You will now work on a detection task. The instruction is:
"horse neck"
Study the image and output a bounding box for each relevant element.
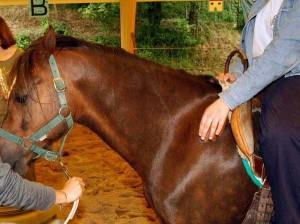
[63,48,215,179]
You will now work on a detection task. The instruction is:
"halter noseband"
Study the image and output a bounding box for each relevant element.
[0,55,73,161]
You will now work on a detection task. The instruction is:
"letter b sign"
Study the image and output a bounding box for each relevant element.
[29,0,49,17]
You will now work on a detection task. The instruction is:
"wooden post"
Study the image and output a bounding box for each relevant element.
[120,0,137,54]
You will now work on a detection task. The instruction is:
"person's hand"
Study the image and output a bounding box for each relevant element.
[55,177,85,204]
[217,72,237,84]
[199,98,230,141]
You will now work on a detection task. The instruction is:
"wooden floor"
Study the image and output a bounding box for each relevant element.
[35,124,159,224]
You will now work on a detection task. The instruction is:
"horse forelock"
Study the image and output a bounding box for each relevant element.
[9,42,38,96]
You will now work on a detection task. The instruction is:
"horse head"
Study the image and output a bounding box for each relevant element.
[0,27,70,176]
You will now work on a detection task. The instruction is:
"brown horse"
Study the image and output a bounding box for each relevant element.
[0,28,256,223]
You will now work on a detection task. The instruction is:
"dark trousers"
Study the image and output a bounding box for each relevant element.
[259,76,300,224]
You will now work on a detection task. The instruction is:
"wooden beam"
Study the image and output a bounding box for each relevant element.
[120,0,136,54]
[138,0,206,1]
[0,0,118,5]
[0,0,205,5]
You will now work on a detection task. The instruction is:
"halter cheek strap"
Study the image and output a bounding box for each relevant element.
[0,54,73,161]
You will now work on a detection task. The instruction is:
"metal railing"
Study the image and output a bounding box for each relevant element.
[136,44,236,75]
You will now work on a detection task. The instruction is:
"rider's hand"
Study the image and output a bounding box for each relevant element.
[217,72,237,84]
[199,98,230,141]
[55,177,85,204]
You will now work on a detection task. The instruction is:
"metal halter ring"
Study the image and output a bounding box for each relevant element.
[59,106,71,118]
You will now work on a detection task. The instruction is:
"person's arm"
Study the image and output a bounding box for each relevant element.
[200,1,300,139]
[0,162,84,210]
[0,162,55,210]
[220,1,300,109]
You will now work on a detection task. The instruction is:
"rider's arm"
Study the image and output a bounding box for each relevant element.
[0,162,55,210]
[219,1,300,109]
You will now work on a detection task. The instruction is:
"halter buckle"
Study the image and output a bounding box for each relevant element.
[53,77,66,92]
[44,150,59,161]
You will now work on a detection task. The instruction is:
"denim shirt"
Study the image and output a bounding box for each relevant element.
[220,0,300,109]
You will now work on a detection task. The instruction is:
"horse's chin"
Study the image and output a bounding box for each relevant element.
[13,153,35,180]
[12,141,55,178]
[13,160,29,177]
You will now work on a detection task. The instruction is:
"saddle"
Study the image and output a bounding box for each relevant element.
[231,99,267,185]
[224,50,273,223]
[223,49,267,188]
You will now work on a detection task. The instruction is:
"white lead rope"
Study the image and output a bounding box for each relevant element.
[63,199,79,224]
[59,161,80,224]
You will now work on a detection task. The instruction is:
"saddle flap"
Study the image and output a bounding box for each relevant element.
[231,101,254,161]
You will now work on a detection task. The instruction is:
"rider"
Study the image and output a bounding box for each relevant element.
[199,0,300,223]
[0,17,85,210]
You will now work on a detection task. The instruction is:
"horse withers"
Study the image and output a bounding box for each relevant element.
[0,28,256,223]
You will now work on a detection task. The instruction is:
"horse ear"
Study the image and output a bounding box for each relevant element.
[43,26,56,54]
[0,17,16,49]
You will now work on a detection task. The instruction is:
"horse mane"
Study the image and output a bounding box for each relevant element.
[0,17,16,49]
[53,36,221,93]
[10,28,221,95]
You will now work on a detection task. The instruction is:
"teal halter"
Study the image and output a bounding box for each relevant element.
[0,55,73,161]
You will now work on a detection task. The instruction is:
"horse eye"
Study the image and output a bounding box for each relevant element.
[15,94,28,104]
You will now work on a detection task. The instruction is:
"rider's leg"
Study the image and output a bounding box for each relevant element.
[259,76,300,224]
